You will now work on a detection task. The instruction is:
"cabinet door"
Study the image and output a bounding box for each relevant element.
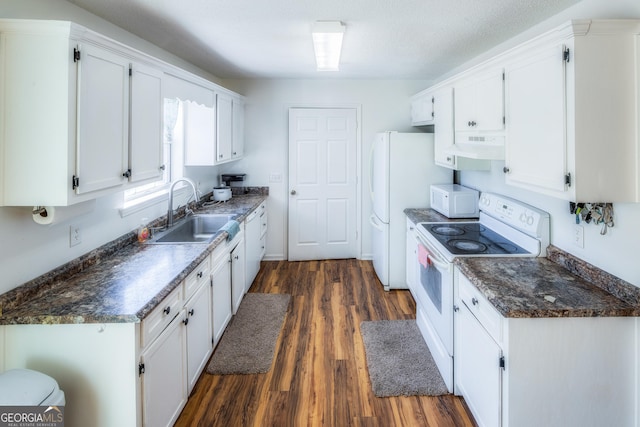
[141,313,187,427]
[216,93,233,163]
[411,93,435,125]
[244,211,261,291]
[504,44,567,193]
[433,87,456,168]
[454,80,475,131]
[211,255,232,346]
[76,43,129,194]
[454,70,504,132]
[183,89,216,166]
[405,220,417,290]
[185,282,212,394]
[231,239,246,314]
[474,69,505,132]
[232,98,244,159]
[455,303,502,427]
[130,62,164,183]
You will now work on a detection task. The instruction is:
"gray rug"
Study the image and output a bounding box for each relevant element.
[206,293,290,375]
[360,320,449,397]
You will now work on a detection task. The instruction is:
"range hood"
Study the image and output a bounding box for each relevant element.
[446,134,505,160]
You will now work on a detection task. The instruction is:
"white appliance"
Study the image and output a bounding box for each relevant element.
[369,131,451,290]
[410,192,549,392]
[430,184,479,218]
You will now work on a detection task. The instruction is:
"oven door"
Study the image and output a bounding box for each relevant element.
[415,233,454,356]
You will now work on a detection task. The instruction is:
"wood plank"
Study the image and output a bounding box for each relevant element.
[175,260,476,427]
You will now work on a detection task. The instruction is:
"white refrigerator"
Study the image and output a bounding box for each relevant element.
[369,131,451,290]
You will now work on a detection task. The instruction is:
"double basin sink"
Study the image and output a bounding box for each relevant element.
[146,214,237,244]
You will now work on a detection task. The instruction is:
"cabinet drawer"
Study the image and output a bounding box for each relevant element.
[184,258,211,302]
[458,273,503,344]
[141,285,183,348]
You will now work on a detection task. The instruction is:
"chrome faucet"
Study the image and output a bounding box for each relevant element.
[167,178,199,228]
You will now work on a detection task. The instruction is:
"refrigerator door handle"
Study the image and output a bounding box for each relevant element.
[368,140,375,203]
[369,214,384,231]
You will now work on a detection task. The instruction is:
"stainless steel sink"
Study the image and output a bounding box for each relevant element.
[146,214,237,244]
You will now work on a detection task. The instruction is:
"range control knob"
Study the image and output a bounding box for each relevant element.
[527,216,535,225]
[519,213,527,223]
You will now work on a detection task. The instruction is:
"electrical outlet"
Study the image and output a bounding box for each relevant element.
[573,225,584,248]
[269,173,282,183]
[70,224,82,247]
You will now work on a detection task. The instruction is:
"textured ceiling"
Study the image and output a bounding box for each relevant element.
[66,0,580,79]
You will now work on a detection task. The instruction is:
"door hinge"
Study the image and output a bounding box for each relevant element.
[73,48,81,62]
[502,71,505,81]
[72,175,79,190]
[138,363,145,376]
[565,173,572,187]
[563,48,570,63]
[499,356,505,370]
[503,116,505,125]
[129,65,133,77]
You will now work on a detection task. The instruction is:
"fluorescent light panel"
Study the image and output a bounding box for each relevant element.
[312,21,345,71]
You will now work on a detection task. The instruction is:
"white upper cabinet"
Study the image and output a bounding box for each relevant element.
[0,19,245,206]
[454,69,505,133]
[504,43,567,195]
[75,43,130,195]
[410,91,435,126]
[215,92,234,163]
[129,62,164,183]
[0,20,131,206]
[433,86,491,171]
[232,97,245,160]
[503,20,640,202]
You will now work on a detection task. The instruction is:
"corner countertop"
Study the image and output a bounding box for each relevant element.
[455,247,640,318]
[0,194,267,326]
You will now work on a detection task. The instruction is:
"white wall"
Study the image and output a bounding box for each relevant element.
[219,79,429,260]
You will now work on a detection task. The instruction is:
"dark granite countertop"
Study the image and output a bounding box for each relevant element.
[455,246,640,318]
[0,193,267,325]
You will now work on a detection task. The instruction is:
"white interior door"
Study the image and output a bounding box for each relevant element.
[288,108,357,261]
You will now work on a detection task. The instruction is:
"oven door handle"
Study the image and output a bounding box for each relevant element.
[417,234,450,271]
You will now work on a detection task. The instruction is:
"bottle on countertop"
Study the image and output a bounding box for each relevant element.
[138,218,150,243]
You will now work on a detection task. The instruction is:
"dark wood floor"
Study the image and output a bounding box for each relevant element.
[175,259,476,426]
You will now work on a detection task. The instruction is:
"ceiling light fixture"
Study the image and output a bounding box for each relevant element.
[312,21,345,71]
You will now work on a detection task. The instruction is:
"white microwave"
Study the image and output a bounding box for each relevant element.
[430,184,479,218]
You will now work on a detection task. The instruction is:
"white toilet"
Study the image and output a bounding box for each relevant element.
[0,369,65,406]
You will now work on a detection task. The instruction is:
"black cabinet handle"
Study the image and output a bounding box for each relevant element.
[163,306,171,315]
[189,309,194,316]
[182,317,189,326]
[503,166,510,174]
[472,298,479,306]
[197,271,203,279]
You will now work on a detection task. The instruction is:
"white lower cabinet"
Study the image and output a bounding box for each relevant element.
[245,202,267,292]
[140,310,187,427]
[455,301,502,427]
[211,245,233,346]
[454,268,637,427]
[140,257,212,426]
[184,278,213,394]
[231,238,246,314]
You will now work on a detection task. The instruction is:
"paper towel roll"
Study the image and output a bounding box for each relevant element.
[32,200,96,226]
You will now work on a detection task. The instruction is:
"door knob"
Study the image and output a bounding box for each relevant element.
[290,190,297,195]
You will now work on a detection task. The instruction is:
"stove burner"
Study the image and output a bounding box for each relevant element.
[464,224,486,232]
[449,239,488,253]
[431,225,465,236]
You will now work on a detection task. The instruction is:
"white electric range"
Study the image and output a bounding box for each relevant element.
[411,192,549,392]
